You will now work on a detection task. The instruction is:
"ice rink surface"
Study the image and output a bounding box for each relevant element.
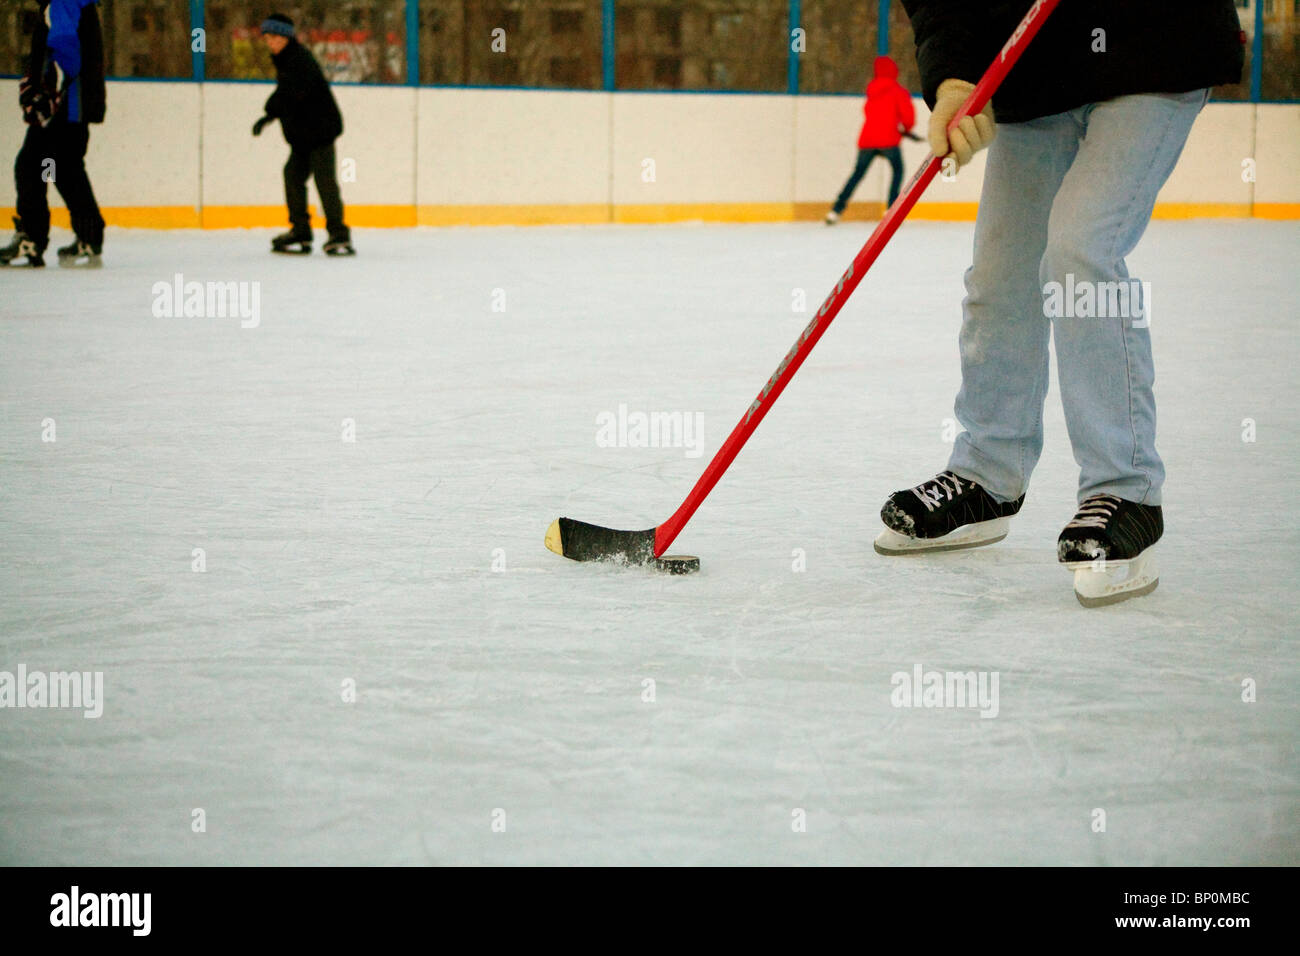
[1,220,1297,865]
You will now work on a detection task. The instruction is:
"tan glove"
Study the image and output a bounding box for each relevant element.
[929,79,996,168]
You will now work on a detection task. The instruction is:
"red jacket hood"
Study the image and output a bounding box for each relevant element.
[871,56,898,83]
[866,56,900,97]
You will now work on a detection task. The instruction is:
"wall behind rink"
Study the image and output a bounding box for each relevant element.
[0,80,1296,228]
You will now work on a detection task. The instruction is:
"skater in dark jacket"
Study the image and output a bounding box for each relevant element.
[0,0,106,268]
[825,55,915,224]
[873,0,1243,606]
[252,13,354,256]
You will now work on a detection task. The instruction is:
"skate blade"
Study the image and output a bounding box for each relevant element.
[873,517,1010,556]
[58,257,101,269]
[1065,548,1159,608]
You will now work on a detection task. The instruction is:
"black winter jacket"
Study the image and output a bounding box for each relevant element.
[265,39,344,149]
[900,0,1245,123]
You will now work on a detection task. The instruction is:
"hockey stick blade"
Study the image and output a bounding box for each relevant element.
[545,518,699,573]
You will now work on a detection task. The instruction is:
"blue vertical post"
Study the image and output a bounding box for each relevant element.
[787,0,801,95]
[190,0,205,81]
[1250,0,1263,102]
[406,0,420,85]
[602,0,616,90]
[877,0,891,58]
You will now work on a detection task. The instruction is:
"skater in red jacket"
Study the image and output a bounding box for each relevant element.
[825,56,916,224]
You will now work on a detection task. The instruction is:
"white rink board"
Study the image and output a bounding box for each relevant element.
[1254,103,1300,206]
[417,88,611,207]
[200,81,295,209]
[0,80,1296,214]
[1159,102,1254,207]
[610,93,795,205]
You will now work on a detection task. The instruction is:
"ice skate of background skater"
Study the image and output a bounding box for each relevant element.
[874,0,1244,606]
[825,55,915,225]
[252,13,354,257]
[0,0,106,269]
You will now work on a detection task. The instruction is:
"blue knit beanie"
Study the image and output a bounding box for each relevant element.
[260,13,295,38]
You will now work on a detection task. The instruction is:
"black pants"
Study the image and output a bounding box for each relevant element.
[14,120,105,249]
[833,146,904,214]
[285,143,348,239]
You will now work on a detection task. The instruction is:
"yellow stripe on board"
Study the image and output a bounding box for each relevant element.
[1151,203,1253,219]
[199,205,418,229]
[0,206,204,229]
[797,201,981,221]
[99,206,202,228]
[200,205,299,229]
[348,206,418,228]
[1,201,1295,231]
[417,204,609,226]
[612,203,794,224]
[908,202,980,221]
[1254,203,1300,220]
[793,201,884,221]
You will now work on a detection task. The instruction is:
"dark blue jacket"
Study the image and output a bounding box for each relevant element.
[28,0,105,124]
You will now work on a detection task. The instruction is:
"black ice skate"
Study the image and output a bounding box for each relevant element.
[1058,494,1162,607]
[57,238,102,268]
[323,233,355,257]
[874,470,1024,555]
[271,229,312,254]
[0,217,46,267]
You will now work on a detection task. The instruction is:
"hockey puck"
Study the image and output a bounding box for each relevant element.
[654,555,700,575]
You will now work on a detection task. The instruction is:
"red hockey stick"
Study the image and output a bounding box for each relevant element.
[546,0,1062,572]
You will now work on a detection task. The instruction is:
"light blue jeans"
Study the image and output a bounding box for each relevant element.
[947,90,1209,507]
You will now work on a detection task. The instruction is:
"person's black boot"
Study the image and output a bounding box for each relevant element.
[875,470,1024,555]
[0,217,46,268]
[1058,494,1162,607]
[57,238,103,268]
[271,228,312,254]
[323,229,354,257]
